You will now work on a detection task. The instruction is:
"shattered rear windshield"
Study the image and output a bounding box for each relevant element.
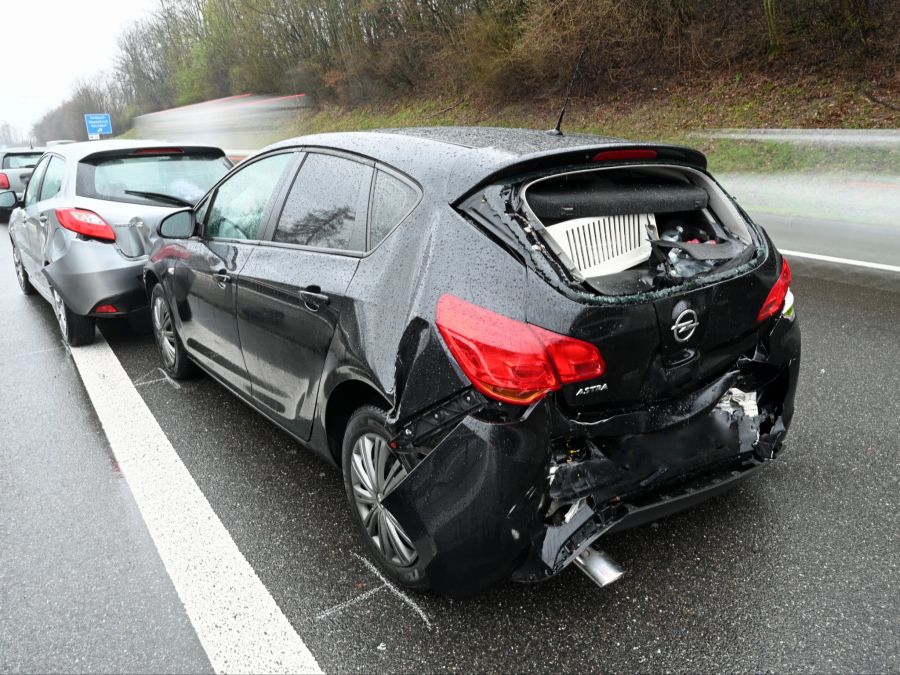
[76,153,231,206]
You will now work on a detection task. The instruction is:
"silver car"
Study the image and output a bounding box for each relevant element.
[0,146,46,223]
[1,140,231,345]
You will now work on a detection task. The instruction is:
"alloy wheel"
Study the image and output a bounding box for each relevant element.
[52,289,67,338]
[350,432,417,567]
[152,295,177,368]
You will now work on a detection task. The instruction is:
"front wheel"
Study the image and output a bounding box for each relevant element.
[151,284,196,379]
[342,405,429,591]
[52,287,95,346]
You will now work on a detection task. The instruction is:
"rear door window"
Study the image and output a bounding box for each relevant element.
[2,153,43,169]
[39,156,65,201]
[369,169,419,248]
[206,153,293,240]
[23,157,49,208]
[273,153,373,252]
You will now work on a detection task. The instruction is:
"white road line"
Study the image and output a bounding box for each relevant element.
[352,553,434,630]
[313,584,386,621]
[780,249,900,273]
[69,335,321,675]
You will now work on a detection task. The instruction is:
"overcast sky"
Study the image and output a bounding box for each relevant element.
[3,0,158,136]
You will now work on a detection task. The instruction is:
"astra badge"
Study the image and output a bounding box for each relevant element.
[576,383,609,396]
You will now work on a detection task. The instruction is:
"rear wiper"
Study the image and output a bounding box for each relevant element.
[124,190,193,207]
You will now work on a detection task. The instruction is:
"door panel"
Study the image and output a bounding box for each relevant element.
[237,246,359,439]
[172,151,298,395]
[34,156,65,264]
[174,239,256,394]
[237,151,373,439]
[17,156,49,277]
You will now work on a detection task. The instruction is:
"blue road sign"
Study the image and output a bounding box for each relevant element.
[84,113,112,136]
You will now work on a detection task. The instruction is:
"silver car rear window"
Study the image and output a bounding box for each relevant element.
[2,153,43,169]
[77,153,231,206]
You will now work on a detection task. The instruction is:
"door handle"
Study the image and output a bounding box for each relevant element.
[38,215,48,223]
[213,271,232,288]
[299,287,330,310]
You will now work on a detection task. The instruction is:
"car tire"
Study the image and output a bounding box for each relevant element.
[342,405,430,592]
[150,284,196,379]
[11,241,36,296]
[51,287,95,346]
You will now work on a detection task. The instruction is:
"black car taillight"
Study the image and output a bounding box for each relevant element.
[56,208,116,242]
[757,258,792,322]
[435,294,605,405]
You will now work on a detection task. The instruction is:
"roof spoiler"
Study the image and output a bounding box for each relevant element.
[79,145,227,165]
[452,143,707,204]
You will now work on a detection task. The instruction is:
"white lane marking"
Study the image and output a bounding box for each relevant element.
[313,584,386,621]
[69,335,321,675]
[781,249,900,273]
[352,553,434,630]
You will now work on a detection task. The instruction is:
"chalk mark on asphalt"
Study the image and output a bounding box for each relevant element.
[5,345,64,360]
[313,584,387,621]
[133,367,182,390]
[352,553,434,631]
[68,334,321,674]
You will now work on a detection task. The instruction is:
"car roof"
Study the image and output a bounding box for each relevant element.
[264,126,707,201]
[46,139,227,162]
[0,146,47,155]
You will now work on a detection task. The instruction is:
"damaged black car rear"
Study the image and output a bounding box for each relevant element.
[146,127,800,598]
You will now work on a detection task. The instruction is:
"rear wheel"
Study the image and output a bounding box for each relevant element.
[52,287,95,346]
[151,284,196,379]
[342,405,429,591]
[11,242,35,295]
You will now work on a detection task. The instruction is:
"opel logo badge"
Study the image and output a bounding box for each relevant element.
[671,309,699,343]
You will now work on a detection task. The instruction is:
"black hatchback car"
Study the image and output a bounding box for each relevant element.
[145,127,800,597]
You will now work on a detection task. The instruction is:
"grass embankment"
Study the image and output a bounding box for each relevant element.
[292,73,899,174]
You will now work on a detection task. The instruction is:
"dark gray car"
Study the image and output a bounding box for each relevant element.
[0,146,46,223]
[2,140,231,345]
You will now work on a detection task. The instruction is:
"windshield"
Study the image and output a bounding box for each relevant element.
[2,153,43,169]
[76,153,231,206]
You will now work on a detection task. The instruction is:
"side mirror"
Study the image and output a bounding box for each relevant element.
[0,191,18,209]
[158,209,197,239]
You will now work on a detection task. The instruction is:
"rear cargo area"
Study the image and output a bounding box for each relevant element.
[521,165,756,295]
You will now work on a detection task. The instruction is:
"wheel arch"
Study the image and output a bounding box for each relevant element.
[144,269,160,300]
[324,377,392,466]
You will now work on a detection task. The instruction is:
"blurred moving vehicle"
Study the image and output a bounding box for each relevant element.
[0,146,46,223]
[145,127,800,597]
[2,140,231,345]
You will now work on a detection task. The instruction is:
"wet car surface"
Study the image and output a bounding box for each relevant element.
[2,233,898,672]
[106,261,897,671]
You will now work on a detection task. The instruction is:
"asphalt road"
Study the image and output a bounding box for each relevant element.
[1,225,898,672]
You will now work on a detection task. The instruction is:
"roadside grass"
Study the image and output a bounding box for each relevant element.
[292,74,898,175]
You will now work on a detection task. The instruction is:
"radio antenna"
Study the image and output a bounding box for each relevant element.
[546,47,586,136]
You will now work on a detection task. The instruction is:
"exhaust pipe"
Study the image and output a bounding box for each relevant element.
[574,547,624,588]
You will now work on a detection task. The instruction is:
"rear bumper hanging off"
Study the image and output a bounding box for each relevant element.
[384,316,800,598]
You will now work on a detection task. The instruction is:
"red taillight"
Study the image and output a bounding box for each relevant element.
[94,304,119,314]
[593,149,658,162]
[56,208,116,241]
[0,173,9,189]
[757,258,792,322]
[131,147,184,156]
[435,294,605,405]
